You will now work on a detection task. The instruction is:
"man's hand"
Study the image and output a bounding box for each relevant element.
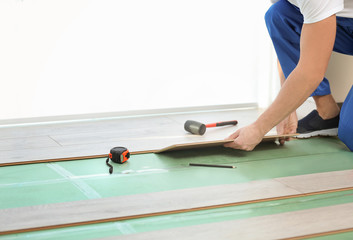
[224,123,264,151]
[276,111,298,145]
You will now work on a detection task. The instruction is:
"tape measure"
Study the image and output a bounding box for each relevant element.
[106,147,130,174]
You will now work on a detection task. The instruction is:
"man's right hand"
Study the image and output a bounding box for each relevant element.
[276,111,298,145]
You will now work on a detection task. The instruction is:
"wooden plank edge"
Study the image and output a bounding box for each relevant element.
[154,139,233,153]
[1,186,353,236]
[263,133,299,139]
[154,134,299,153]
[0,149,157,167]
[283,227,353,240]
[0,134,298,167]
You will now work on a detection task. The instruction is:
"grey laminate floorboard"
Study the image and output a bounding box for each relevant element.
[101,202,353,240]
[0,109,260,163]
[0,136,60,151]
[1,169,353,235]
[49,108,261,147]
[0,116,176,139]
[276,169,353,193]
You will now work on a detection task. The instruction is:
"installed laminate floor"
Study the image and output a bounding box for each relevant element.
[0,99,316,164]
[0,107,263,164]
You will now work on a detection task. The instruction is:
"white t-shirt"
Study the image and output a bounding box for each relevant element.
[271,0,353,23]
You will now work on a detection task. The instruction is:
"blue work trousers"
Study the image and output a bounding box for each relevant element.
[265,0,353,151]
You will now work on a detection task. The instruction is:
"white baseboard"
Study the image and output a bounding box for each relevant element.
[0,103,257,128]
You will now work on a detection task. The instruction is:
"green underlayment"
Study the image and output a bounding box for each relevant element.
[1,138,352,208]
[313,232,353,240]
[1,137,353,239]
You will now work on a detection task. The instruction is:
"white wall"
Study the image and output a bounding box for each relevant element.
[0,0,272,121]
[0,0,91,120]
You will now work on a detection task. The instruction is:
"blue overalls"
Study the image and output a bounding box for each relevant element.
[265,0,353,151]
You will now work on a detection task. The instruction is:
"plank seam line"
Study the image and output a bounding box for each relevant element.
[48,135,63,147]
[273,179,305,194]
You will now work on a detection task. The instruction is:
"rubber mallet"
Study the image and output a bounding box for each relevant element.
[184,120,238,135]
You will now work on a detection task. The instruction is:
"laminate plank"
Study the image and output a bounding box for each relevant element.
[0,115,177,140]
[0,139,156,166]
[49,111,260,147]
[155,134,297,153]
[0,133,294,166]
[0,109,254,163]
[0,108,257,141]
[0,135,203,166]
[49,124,188,146]
[0,106,328,166]
[101,202,353,240]
[276,169,353,193]
[0,106,311,164]
[1,170,353,235]
[0,143,108,165]
[0,136,60,151]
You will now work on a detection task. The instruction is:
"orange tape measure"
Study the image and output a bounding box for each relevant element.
[106,147,130,174]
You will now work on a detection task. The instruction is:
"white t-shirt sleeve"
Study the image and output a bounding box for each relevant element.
[289,0,344,24]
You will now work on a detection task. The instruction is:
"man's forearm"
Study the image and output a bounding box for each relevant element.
[255,16,336,136]
[254,66,323,135]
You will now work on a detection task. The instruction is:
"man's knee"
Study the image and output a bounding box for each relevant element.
[338,124,353,151]
[338,88,353,151]
[265,0,301,37]
[265,0,288,33]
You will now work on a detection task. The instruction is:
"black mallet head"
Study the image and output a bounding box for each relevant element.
[184,120,206,135]
[184,119,238,135]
